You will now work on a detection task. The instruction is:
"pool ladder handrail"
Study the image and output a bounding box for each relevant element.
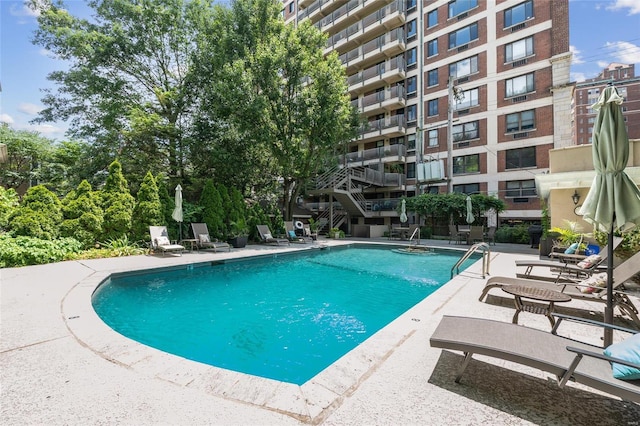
[409,227,420,245]
[451,242,491,279]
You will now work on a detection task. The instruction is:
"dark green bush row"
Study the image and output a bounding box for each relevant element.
[495,225,530,244]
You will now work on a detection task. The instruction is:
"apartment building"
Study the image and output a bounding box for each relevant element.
[284,0,572,234]
[573,63,640,145]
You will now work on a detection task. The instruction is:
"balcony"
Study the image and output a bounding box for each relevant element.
[347,56,405,94]
[299,0,314,9]
[361,85,405,115]
[340,144,407,167]
[339,28,405,73]
[358,115,406,143]
[325,0,405,53]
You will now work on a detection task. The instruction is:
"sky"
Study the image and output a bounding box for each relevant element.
[1,0,639,141]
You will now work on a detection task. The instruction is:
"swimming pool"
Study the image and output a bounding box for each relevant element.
[92,245,478,385]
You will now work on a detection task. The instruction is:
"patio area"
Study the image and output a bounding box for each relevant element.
[2,238,639,425]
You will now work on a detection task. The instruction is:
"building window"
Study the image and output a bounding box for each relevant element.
[449,55,478,79]
[453,183,479,194]
[407,0,417,12]
[453,154,479,174]
[288,2,294,13]
[428,99,439,116]
[505,36,534,62]
[452,121,479,142]
[504,0,534,28]
[407,162,416,179]
[407,19,417,39]
[505,73,534,97]
[448,0,478,18]
[406,76,417,95]
[407,47,417,67]
[428,129,438,146]
[427,9,438,28]
[505,146,536,169]
[427,39,438,57]
[448,22,478,49]
[454,88,479,110]
[428,69,439,87]
[407,104,417,122]
[506,179,536,197]
[506,110,535,132]
[407,133,416,151]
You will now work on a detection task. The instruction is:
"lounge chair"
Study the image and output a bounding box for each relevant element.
[479,249,640,326]
[149,226,184,256]
[429,315,640,403]
[190,223,231,252]
[284,221,311,243]
[514,237,623,282]
[256,225,289,246]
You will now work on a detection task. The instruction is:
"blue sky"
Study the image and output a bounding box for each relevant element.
[1,0,639,141]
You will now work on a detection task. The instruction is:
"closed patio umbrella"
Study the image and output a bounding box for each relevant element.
[172,184,184,242]
[579,86,640,345]
[400,199,408,223]
[465,195,475,224]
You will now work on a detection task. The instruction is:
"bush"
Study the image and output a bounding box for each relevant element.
[495,225,530,244]
[0,234,83,267]
[10,185,62,240]
[420,226,432,239]
[60,180,103,248]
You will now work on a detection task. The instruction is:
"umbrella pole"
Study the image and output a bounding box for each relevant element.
[604,225,614,347]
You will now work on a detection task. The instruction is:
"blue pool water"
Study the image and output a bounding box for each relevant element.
[92,245,477,385]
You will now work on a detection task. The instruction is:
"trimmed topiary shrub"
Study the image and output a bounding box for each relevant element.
[101,160,135,241]
[200,179,224,239]
[60,180,103,248]
[132,171,163,241]
[9,185,62,240]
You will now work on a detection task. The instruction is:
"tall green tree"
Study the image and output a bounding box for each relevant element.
[101,160,135,240]
[9,185,62,240]
[199,179,224,239]
[60,180,104,247]
[217,17,359,220]
[30,0,211,180]
[0,124,54,190]
[132,171,163,240]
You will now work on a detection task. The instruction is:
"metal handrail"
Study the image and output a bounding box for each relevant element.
[451,243,491,279]
[409,227,420,245]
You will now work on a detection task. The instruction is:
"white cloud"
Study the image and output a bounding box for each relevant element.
[605,41,640,64]
[17,103,43,116]
[0,113,15,124]
[29,123,65,136]
[607,0,640,15]
[9,2,40,18]
[571,72,587,83]
[597,60,610,68]
[570,45,585,64]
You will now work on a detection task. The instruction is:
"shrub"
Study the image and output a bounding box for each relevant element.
[495,225,530,244]
[200,179,225,239]
[0,186,19,230]
[595,228,640,260]
[101,160,135,241]
[10,185,62,240]
[60,180,103,248]
[132,171,163,241]
[0,234,83,267]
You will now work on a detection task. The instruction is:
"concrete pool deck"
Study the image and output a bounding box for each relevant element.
[1,239,639,425]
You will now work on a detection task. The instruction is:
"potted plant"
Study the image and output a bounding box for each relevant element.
[228,219,249,248]
[308,218,319,240]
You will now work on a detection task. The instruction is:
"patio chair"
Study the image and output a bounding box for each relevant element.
[448,225,465,245]
[149,226,184,256]
[479,249,640,326]
[284,221,311,243]
[514,236,623,283]
[468,226,484,244]
[190,223,230,252]
[256,225,290,246]
[430,315,640,403]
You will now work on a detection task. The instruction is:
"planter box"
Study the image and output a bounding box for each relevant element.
[229,236,248,248]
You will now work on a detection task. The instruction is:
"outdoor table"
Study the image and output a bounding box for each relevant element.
[395,226,410,240]
[180,238,199,252]
[502,285,572,327]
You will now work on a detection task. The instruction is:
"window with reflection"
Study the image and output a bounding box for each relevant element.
[428,99,439,116]
[427,9,438,28]
[506,179,536,197]
[454,88,479,110]
[452,121,479,142]
[505,73,534,97]
[428,69,439,87]
[427,39,438,57]
[428,129,438,146]
[407,104,417,121]
[448,0,478,18]
[453,154,479,174]
[407,133,416,151]
[449,55,478,79]
[449,23,478,48]
[505,36,534,62]
[453,183,479,194]
[506,110,535,132]
[505,146,536,169]
[504,0,534,28]
[407,76,417,95]
[407,19,417,39]
[407,47,417,66]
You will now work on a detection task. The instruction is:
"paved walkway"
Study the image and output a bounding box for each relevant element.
[2,239,639,425]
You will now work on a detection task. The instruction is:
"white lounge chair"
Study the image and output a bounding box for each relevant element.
[149,226,184,256]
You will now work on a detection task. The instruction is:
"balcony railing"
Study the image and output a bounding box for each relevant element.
[362,85,405,107]
[341,144,407,164]
[347,56,405,87]
[359,114,405,135]
[339,28,405,66]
